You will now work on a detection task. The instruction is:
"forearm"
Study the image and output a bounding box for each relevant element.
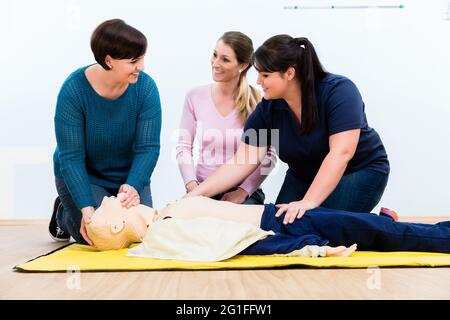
[127,148,160,193]
[56,117,96,209]
[188,142,265,197]
[177,93,197,184]
[238,164,268,197]
[60,162,96,209]
[176,147,197,185]
[127,108,161,192]
[303,152,351,206]
[189,162,258,197]
[239,147,277,195]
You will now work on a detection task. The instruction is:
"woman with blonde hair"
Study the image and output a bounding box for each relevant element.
[187,34,390,224]
[177,31,276,204]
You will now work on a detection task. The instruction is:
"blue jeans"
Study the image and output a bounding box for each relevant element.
[55,176,152,244]
[275,168,389,213]
[243,204,450,254]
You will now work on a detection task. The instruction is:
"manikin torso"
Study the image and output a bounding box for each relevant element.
[157,196,264,226]
[86,196,264,251]
[85,196,356,257]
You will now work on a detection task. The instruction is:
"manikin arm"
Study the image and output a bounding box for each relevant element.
[266,244,357,258]
[276,244,357,257]
[326,244,357,257]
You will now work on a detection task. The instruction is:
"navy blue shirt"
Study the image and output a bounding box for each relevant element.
[242,73,389,182]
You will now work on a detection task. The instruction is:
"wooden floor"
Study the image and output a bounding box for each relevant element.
[1,217,450,300]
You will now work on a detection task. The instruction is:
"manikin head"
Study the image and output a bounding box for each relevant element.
[85,196,157,251]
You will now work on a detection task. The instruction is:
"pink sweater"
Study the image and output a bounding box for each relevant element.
[176,84,276,196]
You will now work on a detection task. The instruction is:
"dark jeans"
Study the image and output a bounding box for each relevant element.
[247,204,450,253]
[55,176,152,244]
[212,188,265,205]
[276,168,389,213]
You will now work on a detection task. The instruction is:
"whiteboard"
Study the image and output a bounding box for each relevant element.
[1,0,449,218]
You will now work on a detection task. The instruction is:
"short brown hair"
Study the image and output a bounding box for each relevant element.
[90,19,147,70]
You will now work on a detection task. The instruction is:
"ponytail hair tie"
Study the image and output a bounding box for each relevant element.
[293,37,308,49]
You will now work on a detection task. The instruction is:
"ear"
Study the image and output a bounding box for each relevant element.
[238,63,249,73]
[106,199,126,234]
[105,55,114,69]
[286,67,296,81]
[109,218,125,234]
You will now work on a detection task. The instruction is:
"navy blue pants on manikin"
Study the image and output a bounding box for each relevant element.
[242,204,450,255]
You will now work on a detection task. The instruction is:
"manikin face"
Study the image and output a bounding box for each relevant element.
[116,192,158,226]
[105,55,145,84]
[86,195,157,250]
[256,67,295,100]
[211,40,246,83]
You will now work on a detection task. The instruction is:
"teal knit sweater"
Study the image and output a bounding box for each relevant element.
[53,66,161,209]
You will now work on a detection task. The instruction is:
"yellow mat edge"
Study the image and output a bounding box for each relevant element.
[14,243,450,272]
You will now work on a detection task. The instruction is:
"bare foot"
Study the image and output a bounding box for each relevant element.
[326,244,357,257]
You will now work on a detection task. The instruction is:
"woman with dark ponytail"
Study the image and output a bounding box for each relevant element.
[187,35,389,225]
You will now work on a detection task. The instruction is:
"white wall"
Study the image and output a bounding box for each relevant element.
[1,0,449,218]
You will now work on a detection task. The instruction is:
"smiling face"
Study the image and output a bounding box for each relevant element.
[256,70,288,100]
[106,55,145,84]
[211,40,244,83]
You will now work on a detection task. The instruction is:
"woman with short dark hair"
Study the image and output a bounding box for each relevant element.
[49,19,162,245]
[188,35,390,224]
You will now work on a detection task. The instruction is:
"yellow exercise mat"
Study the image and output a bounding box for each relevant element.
[14,243,450,272]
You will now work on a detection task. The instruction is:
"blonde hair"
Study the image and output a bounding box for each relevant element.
[235,75,261,123]
[220,31,261,124]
